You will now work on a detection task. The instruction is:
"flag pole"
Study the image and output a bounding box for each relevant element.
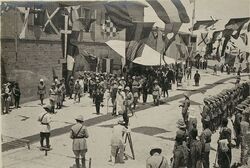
[15,8,18,61]
[188,0,196,66]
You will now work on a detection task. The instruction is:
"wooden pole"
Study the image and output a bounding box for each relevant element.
[15,8,18,61]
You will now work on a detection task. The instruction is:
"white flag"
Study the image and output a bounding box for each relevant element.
[18,7,30,39]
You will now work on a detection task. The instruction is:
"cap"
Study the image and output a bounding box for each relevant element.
[118,86,123,90]
[125,86,130,91]
[75,115,84,122]
[40,79,44,82]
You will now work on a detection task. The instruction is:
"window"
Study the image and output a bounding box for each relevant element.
[79,7,90,19]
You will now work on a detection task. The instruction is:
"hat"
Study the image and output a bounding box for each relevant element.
[40,79,44,82]
[70,76,74,79]
[121,77,125,80]
[132,76,136,79]
[75,115,84,122]
[149,144,162,156]
[125,86,130,91]
[153,80,158,84]
[43,105,52,112]
[118,86,123,90]
[176,119,186,128]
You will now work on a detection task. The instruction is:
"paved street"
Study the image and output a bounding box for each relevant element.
[2,69,250,168]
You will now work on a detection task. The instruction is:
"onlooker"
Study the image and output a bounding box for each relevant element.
[12,82,21,108]
[37,79,46,105]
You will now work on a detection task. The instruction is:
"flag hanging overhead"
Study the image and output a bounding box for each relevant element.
[146,0,190,24]
[193,20,218,31]
[104,1,133,31]
[18,7,30,39]
[163,22,182,53]
[125,22,155,61]
[43,7,66,34]
[225,17,250,30]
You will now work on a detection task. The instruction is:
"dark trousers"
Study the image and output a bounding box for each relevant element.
[39,94,44,104]
[162,89,168,97]
[142,92,148,103]
[95,102,100,114]
[40,132,50,147]
[122,112,129,127]
[14,96,20,108]
[203,151,210,168]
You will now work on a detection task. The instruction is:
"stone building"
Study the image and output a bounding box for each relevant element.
[1,1,146,102]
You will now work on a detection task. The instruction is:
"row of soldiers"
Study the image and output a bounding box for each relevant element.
[201,82,250,132]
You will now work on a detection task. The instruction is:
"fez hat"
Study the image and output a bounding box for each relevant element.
[149,144,162,156]
[75,115,84,122]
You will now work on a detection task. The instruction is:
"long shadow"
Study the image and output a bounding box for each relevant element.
[2,75,248,152]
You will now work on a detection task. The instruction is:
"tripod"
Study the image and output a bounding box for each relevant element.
[124,131,135,160]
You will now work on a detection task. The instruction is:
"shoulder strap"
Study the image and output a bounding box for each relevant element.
[158,156,164,168]
[40,113,47,123]
[73,125,84,138]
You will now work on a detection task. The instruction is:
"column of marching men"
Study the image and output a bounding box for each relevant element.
[170,81,250,168]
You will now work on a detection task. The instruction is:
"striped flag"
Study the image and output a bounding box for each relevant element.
[18,7,30,39]
[146,0,190,24]
[104,1,133,31]
[125,22,154,61]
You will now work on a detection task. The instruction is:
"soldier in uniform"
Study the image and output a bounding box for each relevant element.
[70,115,89,168]
[152,80,161,106]
[234,106,243,148]
[131,76,140,109]
[175,119,188,149]
[38,105,53,150]
[110,80,118,116]
[37,79,46,105]
[180,92,190,126]
[124,86,134,118]
[240,109,249,165]
[68,76,74,99]
[146,144,169,168]
[172,132,189,168]
[201,98,211,130]
[200,119,212,168]
[48,83,57,113]
[94,88,103,115]
[217,118,232,168]
[74,80,81,103]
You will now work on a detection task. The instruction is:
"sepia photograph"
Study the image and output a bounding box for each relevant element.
[1,0,250,167]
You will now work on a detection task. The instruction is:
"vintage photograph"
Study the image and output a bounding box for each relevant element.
[1,0,250,167]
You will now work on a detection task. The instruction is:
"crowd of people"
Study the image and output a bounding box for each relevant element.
[169,81,250,168]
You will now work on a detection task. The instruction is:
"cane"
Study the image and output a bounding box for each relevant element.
[107,97,109,114]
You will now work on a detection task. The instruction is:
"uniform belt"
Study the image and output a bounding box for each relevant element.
[41,123,49,125]
[73,137,85,139]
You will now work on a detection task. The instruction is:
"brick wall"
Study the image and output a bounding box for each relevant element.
[1,39,62,103]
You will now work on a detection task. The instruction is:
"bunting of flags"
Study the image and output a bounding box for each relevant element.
[146,0,191,24]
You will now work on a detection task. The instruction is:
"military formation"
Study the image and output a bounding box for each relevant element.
[170,81,250,168]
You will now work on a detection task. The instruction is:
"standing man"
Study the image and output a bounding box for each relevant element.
[70,115,89,168]
[217,118,232,168]
[131,76,140,109]
[68,76,74,99]
[180,92,190,126]
[37,79,46,106]
[194,71,201,86]
[240,109,249,165]
[200,120,212,168]
[141,77,149,103]
[74,80,81,103]
[124,86,134,117]
[94,88,103,115]
[146,144,169,168]
[48,83,57,113]
[116,86,125,116]
[152,81,161,106]
[110,81,118,116]
[38,105,53,150]
[12,82,21,108]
